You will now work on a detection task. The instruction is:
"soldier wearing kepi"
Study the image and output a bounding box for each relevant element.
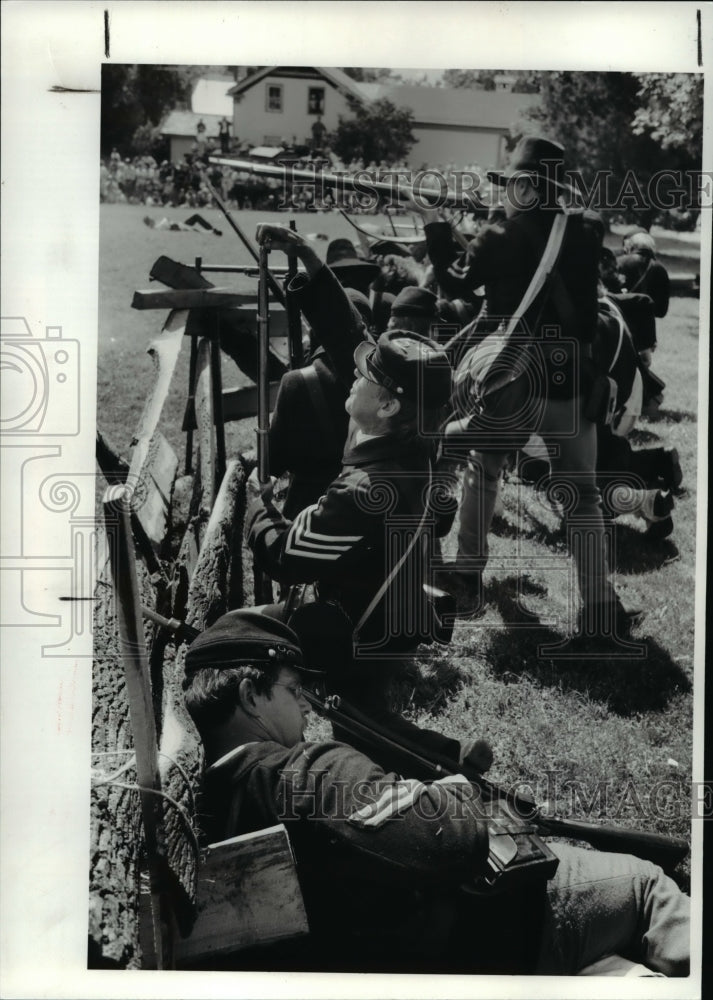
[246,329,480,768]
[183,608,691,976]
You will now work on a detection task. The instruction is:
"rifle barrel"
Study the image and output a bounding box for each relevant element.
[208,156,487,211]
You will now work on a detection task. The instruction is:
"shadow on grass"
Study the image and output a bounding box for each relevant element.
[643,407,696,424]
[484,625,691,716]
[611,523,680,574]
[387,654,469,715]
[628,428,664,446]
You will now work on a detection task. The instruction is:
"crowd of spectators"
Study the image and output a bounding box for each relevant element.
[100,140,494,215]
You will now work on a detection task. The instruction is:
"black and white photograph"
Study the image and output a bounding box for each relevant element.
[1,3,710,998]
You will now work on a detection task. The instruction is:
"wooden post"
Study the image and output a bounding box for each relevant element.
[185,333,199,475]
[103,487,173,969]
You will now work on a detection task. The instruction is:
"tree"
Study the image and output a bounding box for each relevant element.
[517,71,697,225]
[342,68,401,84]
[329,98,415,167]
[442,69,539,93]
[632,73,703,159]
[100,64,229,157]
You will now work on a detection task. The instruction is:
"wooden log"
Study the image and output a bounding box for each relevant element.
[132,287,259,311]
[150,459,248,965]
[89,521,159,968]
[175,826,309,964]
[184,458,246,631]
[182,381,281,430]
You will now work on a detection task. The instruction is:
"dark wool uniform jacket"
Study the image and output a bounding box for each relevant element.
[269,264,371,518]
[249,432,450,646]
[424,211,602,399]
[617,252,670,318]
[202,739,490,969]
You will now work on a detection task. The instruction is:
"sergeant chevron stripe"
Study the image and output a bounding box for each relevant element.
[285,505,363,560]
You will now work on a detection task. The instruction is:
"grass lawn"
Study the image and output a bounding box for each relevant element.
[97,204,702,889]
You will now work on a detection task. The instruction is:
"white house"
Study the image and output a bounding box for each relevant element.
[226,66,540,170]
[161,74,234,162]
[227,66,360,149]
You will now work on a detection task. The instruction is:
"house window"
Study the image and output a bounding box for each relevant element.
[266,84,283,112]
[307,87,325,115]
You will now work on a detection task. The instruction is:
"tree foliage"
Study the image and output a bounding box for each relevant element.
[517,71,703,224]
[329,98,415,166]
[100,64,230,157]
[632,73,704,156]
[342,68,402,84]
[442,69,540,93]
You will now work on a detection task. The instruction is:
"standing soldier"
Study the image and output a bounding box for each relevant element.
[411,136,641,642]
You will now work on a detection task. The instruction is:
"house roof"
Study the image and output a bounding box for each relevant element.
[359,82,539,129]
[161,110,223,138]
[228,66,365,100]
[226,67,539,131]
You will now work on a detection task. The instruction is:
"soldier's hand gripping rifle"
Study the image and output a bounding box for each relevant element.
[144,609,690,878]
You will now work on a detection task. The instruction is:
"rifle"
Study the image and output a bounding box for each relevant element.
[200,170,289,309]
[144,610,689,876]
[302,689,690,877]
[208,155,489,214]
[253,243,275,604]
[285,220,304,370]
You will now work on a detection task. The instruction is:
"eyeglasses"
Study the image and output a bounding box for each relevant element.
[273,681,304,701]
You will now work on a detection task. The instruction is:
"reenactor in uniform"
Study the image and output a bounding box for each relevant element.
[245,327,480,765]
[410,136,641,640]
[183,609,691,976]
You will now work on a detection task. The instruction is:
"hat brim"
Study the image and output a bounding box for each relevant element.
[329,258,381,273]
[353,339,377,381]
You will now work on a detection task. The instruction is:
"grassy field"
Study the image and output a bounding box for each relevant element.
[98,204,701,888]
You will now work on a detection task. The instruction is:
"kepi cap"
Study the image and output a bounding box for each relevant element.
[184,609,322,676]
[354,330,452,408]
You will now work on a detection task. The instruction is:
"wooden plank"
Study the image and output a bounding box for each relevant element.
[132,288,260,311]
[194,338,216,538]
[182,381,281,430]
[129,432,178,551]
[149,255,213,289]
[175,826,309,963]
[102,489,173,970]
[129,309,187,451]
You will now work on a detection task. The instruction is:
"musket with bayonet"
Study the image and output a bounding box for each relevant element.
[143,608,690,877]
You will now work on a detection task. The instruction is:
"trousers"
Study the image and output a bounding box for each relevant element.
[534,844,690,976]
[457,395,619,615]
